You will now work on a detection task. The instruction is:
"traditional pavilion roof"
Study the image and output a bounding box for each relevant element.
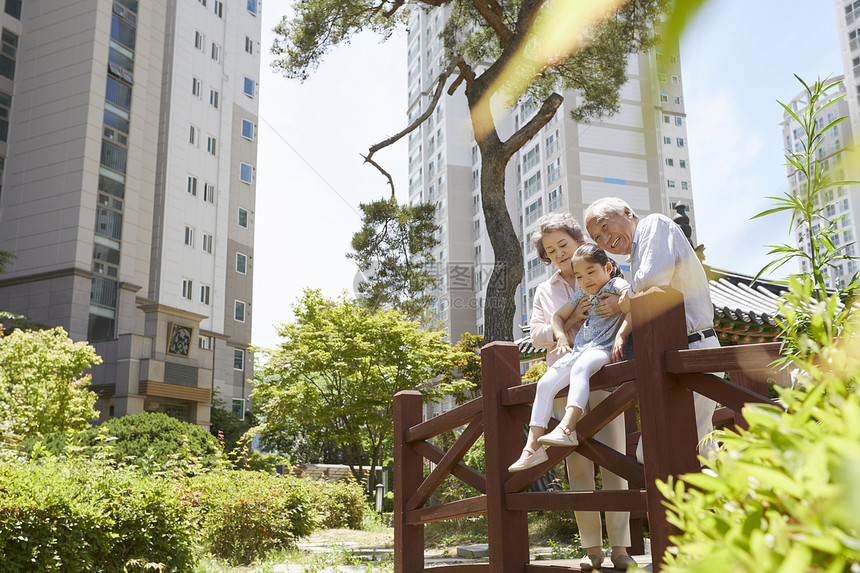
[515,265,789,358]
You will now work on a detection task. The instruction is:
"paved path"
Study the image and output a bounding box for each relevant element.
[272,538,652,572]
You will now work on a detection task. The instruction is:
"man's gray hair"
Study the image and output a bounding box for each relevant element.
[586,197,638,221]
[531,212,585,264]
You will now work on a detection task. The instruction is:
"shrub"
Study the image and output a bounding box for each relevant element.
[0,457,195,572]
[307,479,367,529]
[74,412,226,474]
[189,470,317,565]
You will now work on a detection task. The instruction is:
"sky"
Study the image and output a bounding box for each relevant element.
[251,0,843,351]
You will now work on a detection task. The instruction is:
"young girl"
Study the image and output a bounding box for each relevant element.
[509,244,631,472]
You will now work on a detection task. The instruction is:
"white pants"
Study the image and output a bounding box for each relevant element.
[529,348,611,429]
[635,335,721,462]
[554,391,630,549]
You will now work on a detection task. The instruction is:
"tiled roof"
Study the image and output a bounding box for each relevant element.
[516,265,788,356]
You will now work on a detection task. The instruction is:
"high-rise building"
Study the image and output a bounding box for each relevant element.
[0,0,261,426]
[781,76,859,287]
[406,7,698,417]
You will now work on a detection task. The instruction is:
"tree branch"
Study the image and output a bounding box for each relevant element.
[500,92,563,158]
[472,0,512,47]
[362,57,465,199]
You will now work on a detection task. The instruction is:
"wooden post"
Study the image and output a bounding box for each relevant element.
[631,289,700,571]
[481,342,530,572]
[394,390,425,573]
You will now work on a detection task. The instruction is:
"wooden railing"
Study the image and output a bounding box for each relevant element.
[393,289,786,572]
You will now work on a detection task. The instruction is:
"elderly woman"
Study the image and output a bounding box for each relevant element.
[524,212,634,571]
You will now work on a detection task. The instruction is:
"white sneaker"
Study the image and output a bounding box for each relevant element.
[507,446,548,472]
[538,425,579,447]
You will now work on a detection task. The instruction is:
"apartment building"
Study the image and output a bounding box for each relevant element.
[405,7,698,418]
[0,0,261,427]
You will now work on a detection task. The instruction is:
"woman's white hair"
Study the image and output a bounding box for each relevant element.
[530,212,585,264]
[586,197,638,220]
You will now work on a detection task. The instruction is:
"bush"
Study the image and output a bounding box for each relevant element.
[307,479,367,529]
[0,457,195,572]
[74,412,226,474]
[188,470,317,565]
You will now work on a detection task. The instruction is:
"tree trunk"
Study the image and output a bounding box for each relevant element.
[478,147,522,343]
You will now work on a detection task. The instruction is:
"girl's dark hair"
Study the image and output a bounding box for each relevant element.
[572,244,623,278]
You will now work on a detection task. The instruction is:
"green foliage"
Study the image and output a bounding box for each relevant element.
[438,333,483,403]
[655,74,860,572]
[188,471,317,566]
[522,360,547,383]
[0,457,196,572]
[0,250,13,274]
[349,197,439,322]
[74,412,226,474]
[252,290,472,491]
[306,479,368,529]
[753,75,859,302]
[0,327,102,443]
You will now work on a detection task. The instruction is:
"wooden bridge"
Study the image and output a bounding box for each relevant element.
[392,289,787,572]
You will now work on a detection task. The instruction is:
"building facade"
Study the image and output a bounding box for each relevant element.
[0,0,261,426]
[405,6,699,418]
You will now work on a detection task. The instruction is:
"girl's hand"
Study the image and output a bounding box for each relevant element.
[552,337,572,355]
[611,334,626,363]
[595,293,621,317]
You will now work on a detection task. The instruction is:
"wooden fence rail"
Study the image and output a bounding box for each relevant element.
[393,288,785,572]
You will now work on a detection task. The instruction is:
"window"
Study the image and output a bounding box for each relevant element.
[209,88,219,108]
[241,119,254,140]
[244,36,254,55]
[680,159,687,168]
[187,175,198,196]
[660,94,669,103]
[663,115,670,124]
[236,252,247,274]
[675,116,683,126]
[191,76,202,97]
[213,0,223,17]
[238,207,248,228]
[546,130,559,156]
[202,233,213,253]
[677,138,685,147]
[523,144,540,171]
[239,162,253,183]
[4,0,22,19]
[234,300,246,322]
[184,226,194,247]
[671,75,679,84]
[547,158,560,183]
[200,284,210,305]
[194,31,204,50]
[211,42,221,61]
[234,349,245,370]
[664,136,671,144]
[548,186,562,211]
[199,336,213,350]
[189,125,199,145]
[247,0,257,15]
[524,197,543,226]
[243,77,255,97]
[472,169,480,190]
[207,136,217,155]
[666,158,674,167]
[203,183,215,203]
[182,279,193,300]
[658,73,667,82]
[674,96,682,105]
[681,181,689,190]
[667,180,676,188]
[523,171,541,200]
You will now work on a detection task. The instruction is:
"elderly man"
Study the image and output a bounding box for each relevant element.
[584,197,718,458]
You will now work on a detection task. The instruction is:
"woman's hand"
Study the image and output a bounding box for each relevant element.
[573,297,591,322]
[595,293,621,317]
